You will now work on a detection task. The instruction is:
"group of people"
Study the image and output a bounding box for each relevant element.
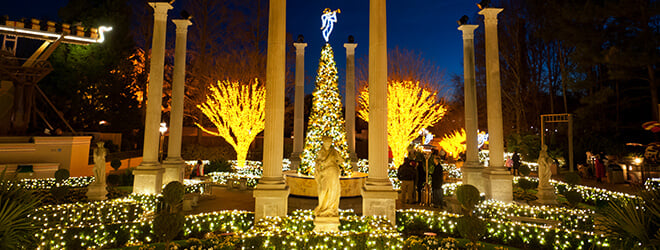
[505,152,521,175]
[397,148,445,207]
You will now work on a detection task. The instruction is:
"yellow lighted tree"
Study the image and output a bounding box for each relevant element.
[438,129,466,160]
[196,79,265,168]
[358,80,446,168]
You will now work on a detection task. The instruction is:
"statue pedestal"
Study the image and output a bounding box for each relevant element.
[314,216,340,232]
[482,167,513,202]
[536,185,557,204]
[253,184,289,220]
[86,183,107,201]
[361,186,398,224]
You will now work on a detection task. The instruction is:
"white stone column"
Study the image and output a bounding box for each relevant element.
[254,0,289,220]
[290,41,307,171]
[163,19,192,185]
[133,2,172,194]
[344,41,358,166]
[479,7,512,202]
[362,0,397,224]
[458,24,485,193]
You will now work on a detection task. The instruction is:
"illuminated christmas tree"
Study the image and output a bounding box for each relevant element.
[299,44,351,176]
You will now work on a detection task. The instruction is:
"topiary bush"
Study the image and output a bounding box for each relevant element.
[457,215,486,245]
[51,169,70,204]
[110,159,122,171]
[54,169,70,182]
[154,181,186,245]
[162,181,185,212]
[519,165,531,176]
[456,184,480,215]
[565,190,582,208]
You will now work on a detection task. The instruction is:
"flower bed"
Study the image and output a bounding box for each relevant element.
[397,209,610,249]
[474,200,595,231]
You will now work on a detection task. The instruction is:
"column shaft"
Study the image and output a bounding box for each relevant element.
[367,0,389,185]
[480,8,505,170]
[163,19,192,185]
[133,2,171,194]
[261,0,287,183]
[480,7,512,202]
[291,42,307,171]
[344,43,358,162]
[254,0,289,221]
[458,24,484,193]
[362,0,397,225]
[141,2,172,167]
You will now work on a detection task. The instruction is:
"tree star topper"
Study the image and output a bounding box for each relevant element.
[321,8,340,42]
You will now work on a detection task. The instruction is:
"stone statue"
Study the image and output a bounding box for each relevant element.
[93,141,107,185]
[313,136,342,217]
[537,144,553,188]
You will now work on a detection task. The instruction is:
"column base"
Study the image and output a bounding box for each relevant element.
[162,158,185,184]
[253,184,289,220]
[461,163,485,193]
[314,216,340,232]
[361,186,398,224]
[132,166,165,194]
[482,167,513,202]
[86,183,107,201]
[536,185,558,204]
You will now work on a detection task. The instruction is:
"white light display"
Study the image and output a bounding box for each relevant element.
[321,8,340,42]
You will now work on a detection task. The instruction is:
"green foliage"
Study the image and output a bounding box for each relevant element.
[107,174,120,186]
[506,133,541,162]
[54,169,70,182]
[0,170,42,249]
[517,178,537,191]
[457,215,486,244]
[599,191,660,249]
[205,159,233,173]
[401,217,431,237]
[181,144,236,161]
[456,184,480,215]
[564,190,582,208]
[110,159,122,171]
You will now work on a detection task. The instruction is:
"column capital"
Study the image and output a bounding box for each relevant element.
[293,42,307,55]
[148,2,173,21]
[478,8,503,23]
[344,43,358,55]
[172,19,192,32]
[457,24,479,40]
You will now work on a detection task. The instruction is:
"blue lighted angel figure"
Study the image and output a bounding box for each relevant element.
[321,8,340,42]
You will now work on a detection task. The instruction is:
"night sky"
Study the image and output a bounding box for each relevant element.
[5,0,482,94]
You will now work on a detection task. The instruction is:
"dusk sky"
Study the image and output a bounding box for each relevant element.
[5,0,484,94]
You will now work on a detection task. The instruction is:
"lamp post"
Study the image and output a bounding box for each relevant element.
[420,146,434,206]
[159,122,167,162]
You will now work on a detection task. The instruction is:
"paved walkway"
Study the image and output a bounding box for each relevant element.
[187,171,643,216]
[187,185,450,215]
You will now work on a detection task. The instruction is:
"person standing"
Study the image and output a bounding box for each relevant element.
[512,152,521,176]
[430,149,444,207]
[594,155,605,183]
[397,158,416,204]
